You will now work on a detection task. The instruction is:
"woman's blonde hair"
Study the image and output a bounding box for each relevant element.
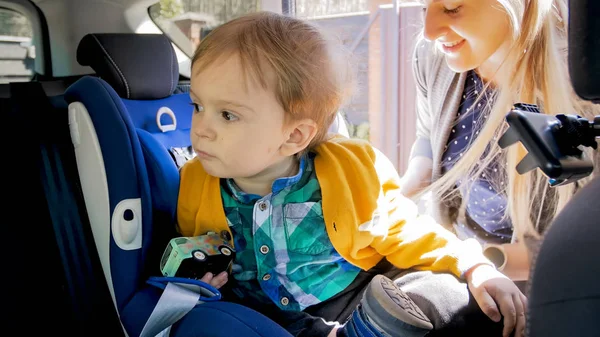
[191,11,352,151]
[420,0,598,242]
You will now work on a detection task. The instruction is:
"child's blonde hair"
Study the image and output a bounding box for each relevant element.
[191,11,350,151]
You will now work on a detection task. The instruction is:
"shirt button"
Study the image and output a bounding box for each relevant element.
[260,245,270,254]
[262,274,271,281]
[280,297,289,306]
[258,201,268,211]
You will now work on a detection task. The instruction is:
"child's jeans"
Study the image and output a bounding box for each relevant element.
[342,304,430,337]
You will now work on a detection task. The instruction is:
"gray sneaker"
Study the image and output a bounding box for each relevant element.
[361,274,433,336]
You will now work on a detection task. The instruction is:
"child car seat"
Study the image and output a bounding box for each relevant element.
[64,33,292,337]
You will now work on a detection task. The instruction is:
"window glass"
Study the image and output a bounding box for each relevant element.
[294,0,374,140]
[295,0,368,17]
[0,8,35,83]
[149,0,261,57]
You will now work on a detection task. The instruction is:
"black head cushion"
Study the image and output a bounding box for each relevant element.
[77,33,179,100]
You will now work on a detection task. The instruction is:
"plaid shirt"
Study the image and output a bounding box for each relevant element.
[221,154,361,311]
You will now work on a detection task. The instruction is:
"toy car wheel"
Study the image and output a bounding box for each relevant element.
[192,250,207,261]
[219,246,232,256]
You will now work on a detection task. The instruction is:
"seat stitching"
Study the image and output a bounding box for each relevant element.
[91,34,131,98]
[165,36,174,98]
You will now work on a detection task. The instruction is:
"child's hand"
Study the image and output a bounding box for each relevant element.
[199,271,228,289]
[465,264,527,337]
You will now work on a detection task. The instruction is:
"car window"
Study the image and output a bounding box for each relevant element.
[294,0,371,140]
[149,0,260,58]
[0,8,35,83]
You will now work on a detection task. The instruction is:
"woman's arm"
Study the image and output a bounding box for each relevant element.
[399,156,433,198]
[401,40,435,198]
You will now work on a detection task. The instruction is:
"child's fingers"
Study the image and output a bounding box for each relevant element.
[199,272,228,289]
[199,272,214,284]
[213,271,229,289]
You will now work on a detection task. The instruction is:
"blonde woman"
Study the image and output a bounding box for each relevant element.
[401,0,598,280]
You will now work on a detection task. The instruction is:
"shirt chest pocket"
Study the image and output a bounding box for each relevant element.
[283,202,332,255]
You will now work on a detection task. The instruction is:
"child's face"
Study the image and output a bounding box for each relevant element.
[189,55,294,179]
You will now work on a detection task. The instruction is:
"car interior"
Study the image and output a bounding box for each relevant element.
[1,0,599,336]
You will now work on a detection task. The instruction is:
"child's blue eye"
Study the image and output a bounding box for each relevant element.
[222,111,238,121]
[190,103,204,112]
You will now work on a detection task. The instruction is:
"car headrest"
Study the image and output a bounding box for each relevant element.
[77,33,179,100]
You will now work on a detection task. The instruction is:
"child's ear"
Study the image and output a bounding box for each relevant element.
[280,119,318,156]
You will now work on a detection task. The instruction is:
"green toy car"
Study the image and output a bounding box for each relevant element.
[160,232,236,279]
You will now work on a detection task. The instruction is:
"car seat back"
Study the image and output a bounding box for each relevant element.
[64,34,193,333]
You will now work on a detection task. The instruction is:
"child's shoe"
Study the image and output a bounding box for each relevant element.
[360,274,433,337]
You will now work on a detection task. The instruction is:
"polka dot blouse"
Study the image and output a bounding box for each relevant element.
[441,71,513,244]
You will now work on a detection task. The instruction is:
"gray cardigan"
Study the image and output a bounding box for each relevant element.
[407,39,598,258]
[409,40,469,228]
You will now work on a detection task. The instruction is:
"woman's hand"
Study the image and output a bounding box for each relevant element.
[199,271,229,289]
[466,264,528,337]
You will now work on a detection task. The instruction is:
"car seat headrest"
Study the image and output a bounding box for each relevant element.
[77,33,179,100]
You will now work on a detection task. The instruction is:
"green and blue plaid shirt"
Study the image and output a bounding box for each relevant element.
[221,154,361,311]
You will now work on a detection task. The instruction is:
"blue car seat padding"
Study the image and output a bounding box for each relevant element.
[122,287,292,337]
[64,33,195,335]
[171,301,293,337]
